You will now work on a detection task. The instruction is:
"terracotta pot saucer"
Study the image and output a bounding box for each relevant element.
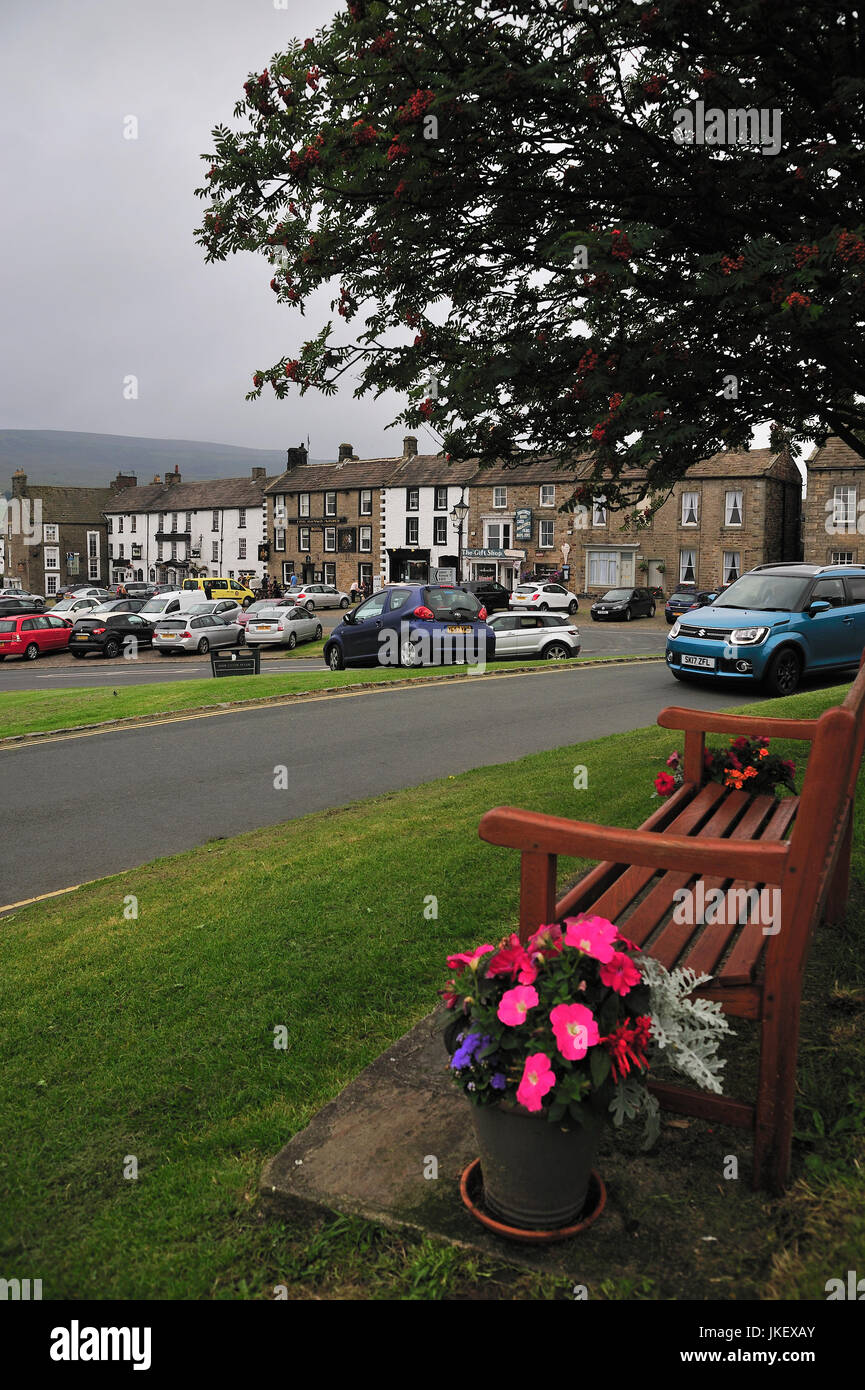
[459,1158,606,1243]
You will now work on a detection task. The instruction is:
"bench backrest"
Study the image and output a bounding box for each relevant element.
[841,651,865,799]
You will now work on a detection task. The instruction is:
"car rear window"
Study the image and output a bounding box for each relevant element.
[0,621,17,633]
[422,587,482,619]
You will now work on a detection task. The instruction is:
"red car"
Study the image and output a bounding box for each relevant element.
[0,612,73,661]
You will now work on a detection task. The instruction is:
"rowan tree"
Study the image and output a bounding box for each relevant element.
[194,0,865,510]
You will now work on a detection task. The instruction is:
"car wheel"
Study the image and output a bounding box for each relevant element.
[401,638,422,667]
[763,647,802,698]
[305,600,315,612]
[538,602,549,611]
[197,638,210,655]
[103,640,120,658]
[542,642,572,660]
[314,624,322,641]
[287,632,297,649]
[24,643,39,661]
[235,631,246,647]
[242,597,252,609]
[340,597,349,609]
[325,643,344,671]
[650,605,656,617]
[625,608,632,621]
[568,600,578,614]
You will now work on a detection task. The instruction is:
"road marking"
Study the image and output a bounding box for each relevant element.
[0,880,90,916]
[0,659,666,751]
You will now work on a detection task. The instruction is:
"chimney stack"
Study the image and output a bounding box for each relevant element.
[153,474,162,485]
[403,435,418,457]
[251,466,266,482]
[286,443,308,469]
[11,468,27,497]
[338,443,354,462]
[111,472,137,491]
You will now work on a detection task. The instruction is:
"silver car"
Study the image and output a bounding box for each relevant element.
[179,598,243,624]
[152,613,244,655]
[245,605,322,649]
[487,612,581,660]
[294,583,351,611]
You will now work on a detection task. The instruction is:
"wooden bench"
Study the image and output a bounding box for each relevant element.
[478,655,865,1192]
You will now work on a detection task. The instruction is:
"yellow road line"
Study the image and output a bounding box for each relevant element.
[0,881,89,915]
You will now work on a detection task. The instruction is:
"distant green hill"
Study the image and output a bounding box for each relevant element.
[0,431,328,487]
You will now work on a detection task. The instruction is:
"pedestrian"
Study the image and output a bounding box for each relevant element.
[349,577,359,604]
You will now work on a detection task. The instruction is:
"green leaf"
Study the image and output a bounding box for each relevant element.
[590,1049,612,1088]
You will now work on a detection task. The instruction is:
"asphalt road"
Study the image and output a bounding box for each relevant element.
[3,661,755,907]
[0,617,667,690]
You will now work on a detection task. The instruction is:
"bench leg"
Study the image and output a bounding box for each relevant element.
[518,851,557,944]
[752,991,800,1193]
[824,816,852,925]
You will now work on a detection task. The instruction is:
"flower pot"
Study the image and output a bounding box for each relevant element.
[470,1101,602,1230]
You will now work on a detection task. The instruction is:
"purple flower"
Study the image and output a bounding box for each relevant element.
[450,1032,490,1070]
[491,1073,506,1090]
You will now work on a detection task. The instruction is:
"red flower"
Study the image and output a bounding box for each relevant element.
[731,736,749,751]
[654,771,676,797]
[487,934,537,984]
[601,1019,651,1081]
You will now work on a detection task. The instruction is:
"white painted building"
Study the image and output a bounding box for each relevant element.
[381,440,477,583]
[103,467,273,587]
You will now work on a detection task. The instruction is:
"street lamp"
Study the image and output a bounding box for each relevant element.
[450,489,469,582]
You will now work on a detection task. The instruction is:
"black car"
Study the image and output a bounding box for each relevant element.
[590,587,656,621]
[664,587,716,623]
[68,611,155,658]
[459,580,512,613]
[95,598,149,614]
[0,595,45,617]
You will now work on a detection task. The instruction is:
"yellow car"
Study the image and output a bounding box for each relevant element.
[181,577,255,608]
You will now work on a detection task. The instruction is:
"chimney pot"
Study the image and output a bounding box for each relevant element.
[403,435,418,457]
[338,443,354,462]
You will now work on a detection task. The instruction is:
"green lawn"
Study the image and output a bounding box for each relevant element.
[1,682,863,1299]
[0,654,660,741]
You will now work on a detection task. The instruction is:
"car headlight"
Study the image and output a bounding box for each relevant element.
[669,620,681,638]
[729,627,769,645]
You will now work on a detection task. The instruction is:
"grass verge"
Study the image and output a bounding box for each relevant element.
[0,654,661,741]
[1,682,862,1299]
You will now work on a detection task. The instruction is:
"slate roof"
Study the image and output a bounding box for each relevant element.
[103,476,276,514]
[805,436,865,471]
[266,458,403,493]
[10,482,116,523]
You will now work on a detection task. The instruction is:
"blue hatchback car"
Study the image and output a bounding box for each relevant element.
[665,563,865,696]
[323,583,496,670]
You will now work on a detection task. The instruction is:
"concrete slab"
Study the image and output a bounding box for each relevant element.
[259,1009,755,1281]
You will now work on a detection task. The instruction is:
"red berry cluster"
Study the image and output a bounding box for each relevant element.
[610,229,633,259]
[368,231,383,251]
[652,409,666,421]
[397,89,435,123]
[306,67,320,89]
[591,423,607,442]
[337,287,351,317]
[699,68,717,82]
[640,6,659,28]
[419,398,434,418]
[581,64,596,83]
[793,243,819,268]
[393,179,408,198]
[720,253,745,275]
[386,138,410,163]
[784,291,811,309]
[577,348,599,375]
[588,93,606,109]
[367,31,395,55]
[289,138,323,176]
[837,229,865,264]
[284,360,300,381]
[352,120,378,145]
[608,392,623,411]
[642,75,666,99]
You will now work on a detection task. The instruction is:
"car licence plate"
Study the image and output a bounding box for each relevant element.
[156,631,177,640]
[252,624,274,631]
[447,625,472,633]
[681,653,716,669]
[73,634,89,640]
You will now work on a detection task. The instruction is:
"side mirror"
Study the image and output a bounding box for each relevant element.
[808,599,831,616]
[342,610,355,625]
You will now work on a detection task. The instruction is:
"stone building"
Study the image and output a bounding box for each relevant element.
[3,468,134,596]
[801,435,865,566]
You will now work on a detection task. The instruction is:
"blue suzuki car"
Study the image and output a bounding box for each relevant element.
[323,583,496,670]
[666,563,865,696]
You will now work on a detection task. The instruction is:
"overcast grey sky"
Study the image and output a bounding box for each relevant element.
[0,0,431,460]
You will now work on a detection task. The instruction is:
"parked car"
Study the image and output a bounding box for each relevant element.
[88,598,149,615]
[237,597,297,628]
[590,587,656,622]
[0,589,45,608]
[294,583,352,611]
[324,583,495,669]
[138,592,185,620]
[180,577,255,608]
[112,581,158,600]
[487,612,581,660]
[664,586,716,624]
[245,605,322,649]
[686,583,730,611]
[57,586,113,602]
[509,582,579,614]
[0,595,46,617]
[179,598,243,624]
[68,611,155,658]
[46,595,104,622]
[665,563,865,697]
[0,612,72,660]
[152,613,245,655]
[459,580,512,613]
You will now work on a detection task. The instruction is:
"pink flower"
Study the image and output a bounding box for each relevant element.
[486,934,537,985]
[497,984,539,1026]
[599,950,642,996]
[666,750,680,768]
[446,944,494,973]
[516,1053,556,1112]
[526,923,564,959]
[550,1003,600,1060]
[563,915,618,963]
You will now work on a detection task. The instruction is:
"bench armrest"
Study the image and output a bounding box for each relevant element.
[479,805,788,884]
[657,706,818,742]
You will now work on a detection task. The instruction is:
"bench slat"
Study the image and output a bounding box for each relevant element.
[709,798,802,985]
[585,782,727,925]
